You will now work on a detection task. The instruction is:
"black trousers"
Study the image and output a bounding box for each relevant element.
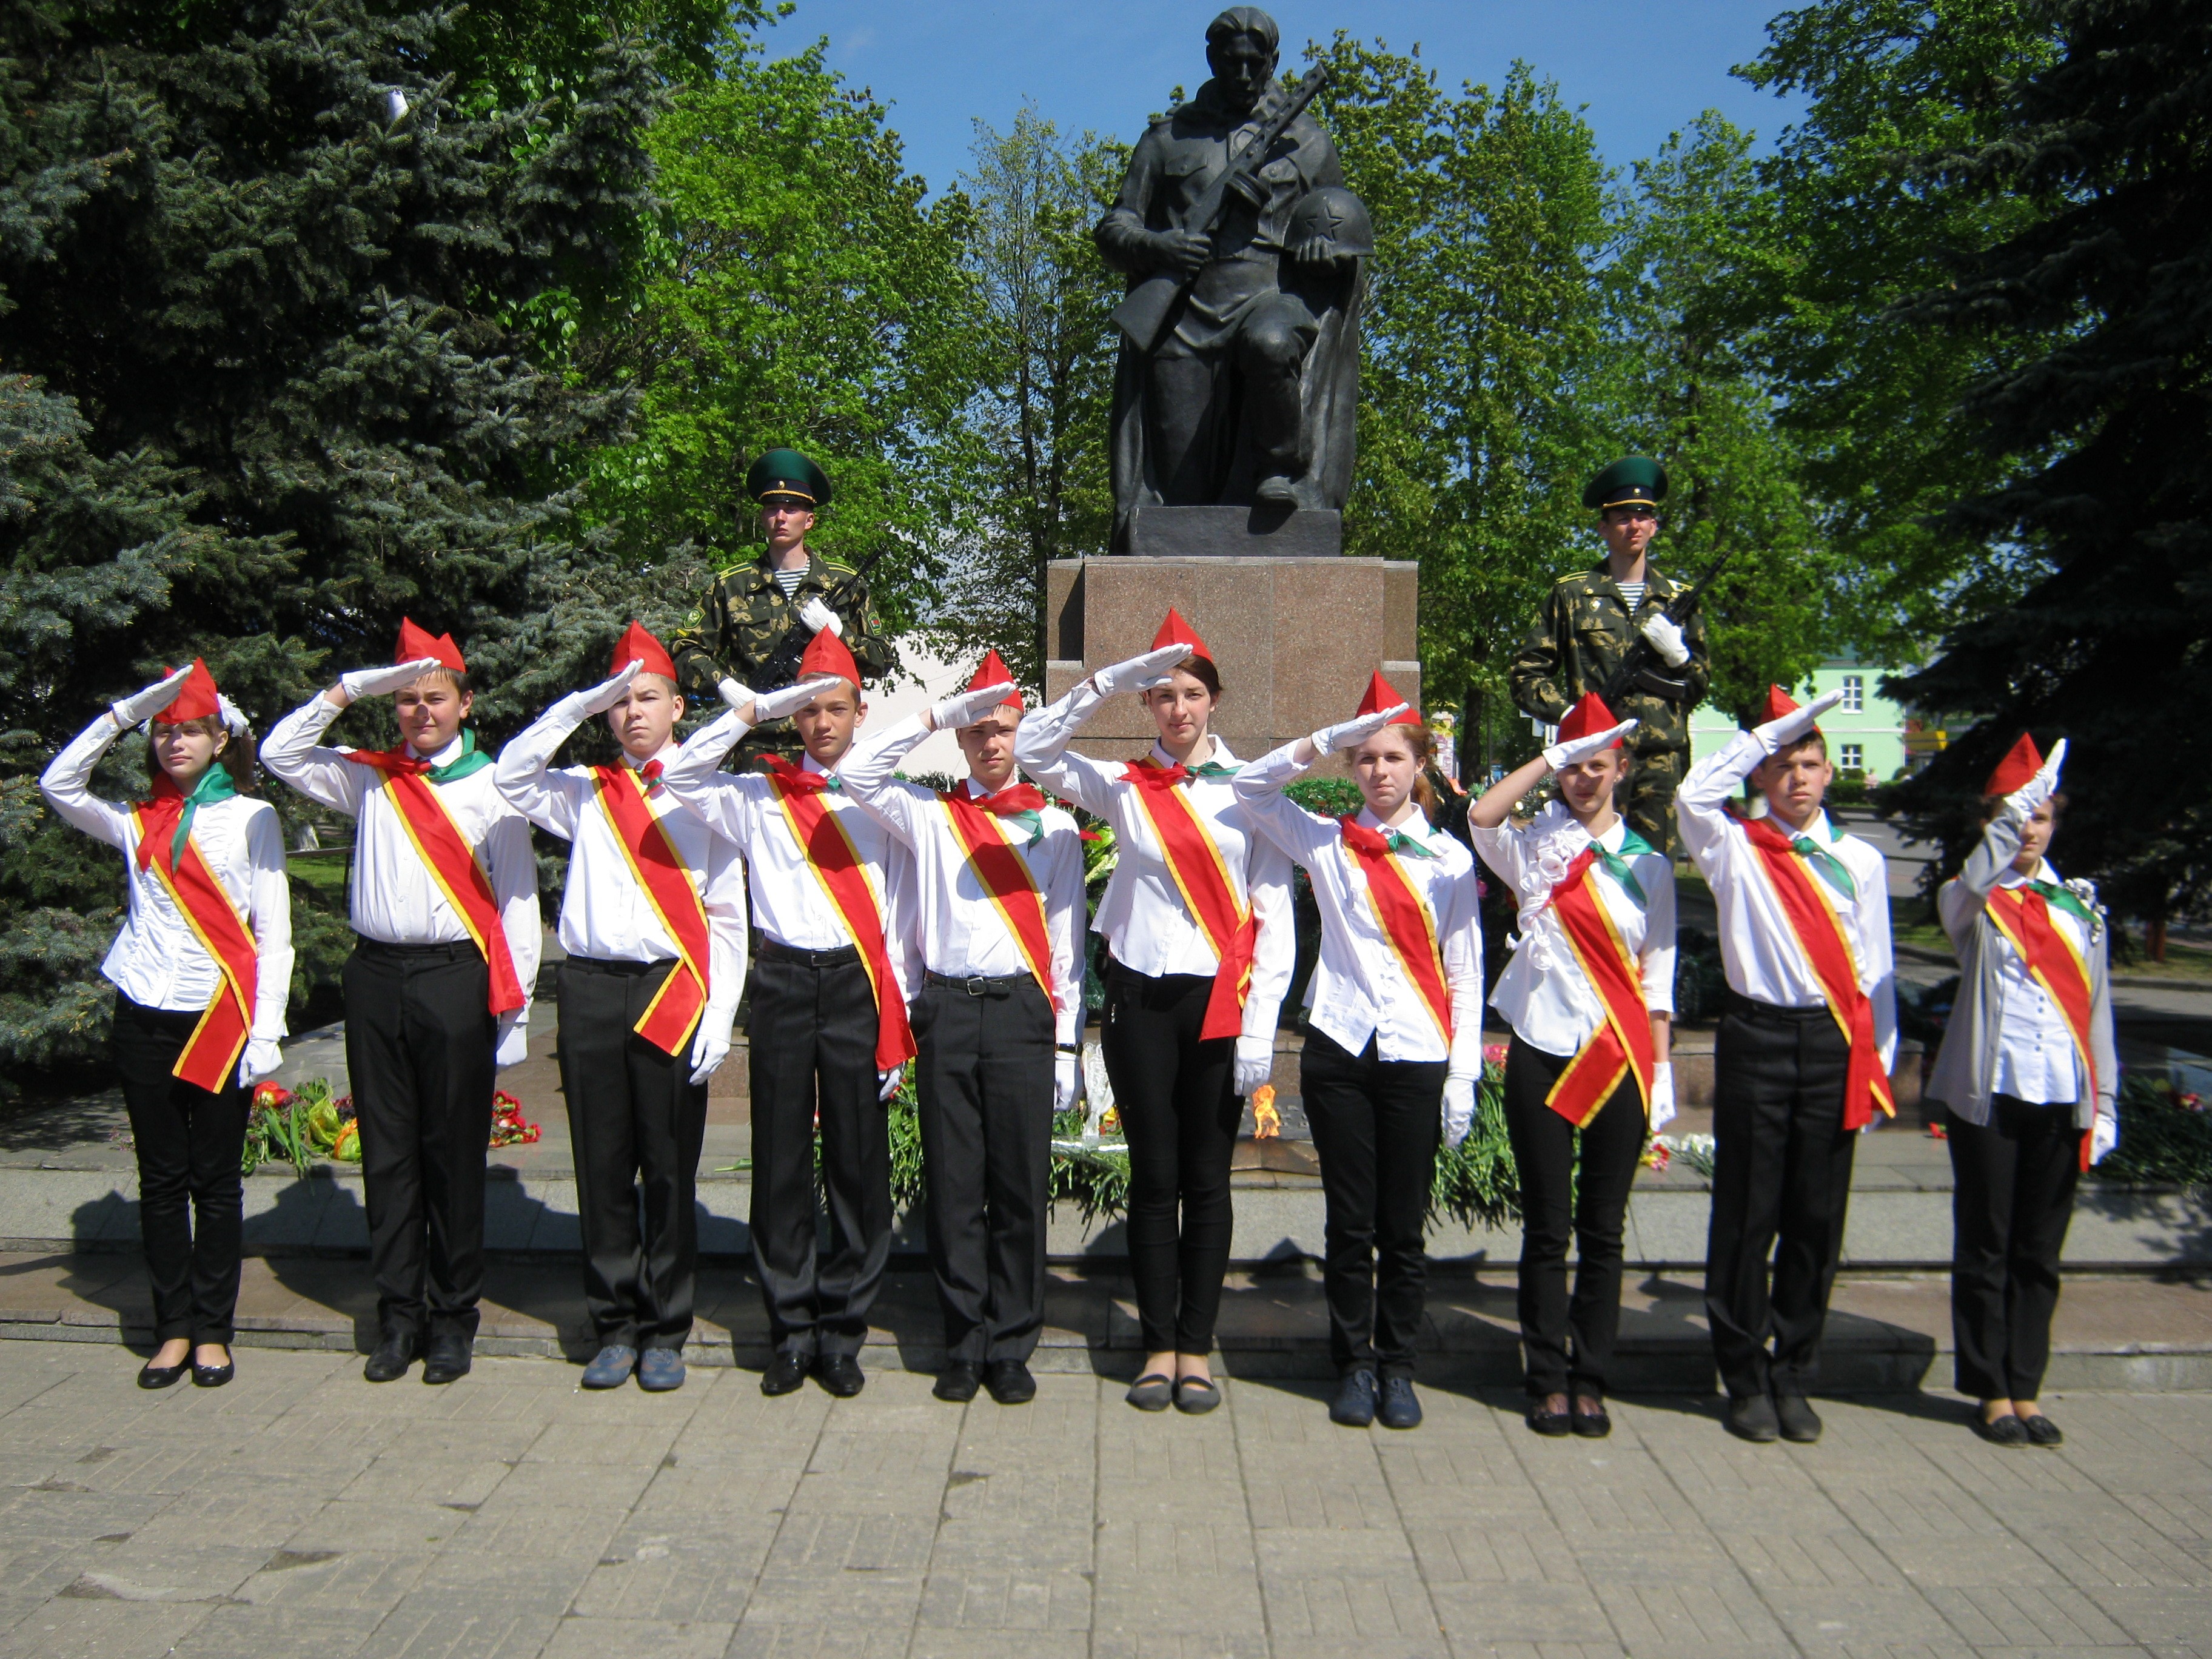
[748,945,889,1358]
[1947,1096,2082,1401]
[1102,962,1240,1355]
[913,973,1054,1365]
[343,940,497,1342]
[1502,1036,1647,1399]
[1300,1028,1444,1378]
[1705,998,1857,1399]
[112,994,249,1345]
[555,957,711,1351]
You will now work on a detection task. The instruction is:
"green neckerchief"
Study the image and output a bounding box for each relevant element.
[1787,815,1856,903]
[2023,877,2094,926]
[170,763,238,853]
[1384,825,1437,859]
[1185,759,1237,780]
[1590,825,1656,910]
[422,729,494,785]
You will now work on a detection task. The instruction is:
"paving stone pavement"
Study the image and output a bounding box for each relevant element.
[0,1342,2207,1659]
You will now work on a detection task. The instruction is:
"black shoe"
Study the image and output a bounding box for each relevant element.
[421,1333,472,1386]
[934,1362,980,1403]
[1775,1392,1822,1444]
[1330,1369,1378,1428]
[1726,1392,1780,1443]
[1377,1375,1422,1430]
[1526,1403,1572,1437]
[2020,1412,2063,1447]
[190,1355,234,1389]
[983,1359,1036,1404]
[137,1357,189,1390]
[760,1350,811,1396]
[1976,1410,2029,1446]
[814,1353,866,1398]
[363,1332,417,1384]
[1570,1396,1611,1438]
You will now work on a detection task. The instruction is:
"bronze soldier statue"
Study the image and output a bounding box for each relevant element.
[1509,457,1711,854]
[669,448,893,765]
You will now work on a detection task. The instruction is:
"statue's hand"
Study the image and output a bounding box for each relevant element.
[1290,236,1353,273]
[1153,228,1212,279]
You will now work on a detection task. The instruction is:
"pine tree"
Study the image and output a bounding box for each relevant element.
[1888,0,2212,934]
[0,0,666,1073]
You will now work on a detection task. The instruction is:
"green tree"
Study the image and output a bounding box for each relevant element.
[581,28,982,656]
[0,0,665,1070]
[1888,0,2212,937]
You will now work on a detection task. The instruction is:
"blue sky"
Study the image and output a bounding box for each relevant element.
[760,1,1808,196]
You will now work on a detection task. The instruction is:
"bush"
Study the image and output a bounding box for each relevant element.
[2091,1073,2212,1187]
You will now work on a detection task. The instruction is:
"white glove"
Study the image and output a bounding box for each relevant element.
[1053,1053,1079,1114]
[932,681,1018,731]
[239,1038,283,1085]
[798,597,843,637]
[110,666,194,729]
[1754,686,1846,754]
[1090,644,1191,699]
[687,1025,729,1085]
[2088,1109,2116,1166]
[1544,719,1638,771]
[1233,1035,1273,1098]
[1313,703,1409,757]
[494,1014,528,1070]
[1648,1061,1677,1131]
[751,675,843,723]
[1639,612,1691,668]
[2006,736,2068,819]
[879,1068,903,1103]
[717,677,754,712]
[560,661,642,720]
[341,657,448,701]
[1441,1073,1476,1149]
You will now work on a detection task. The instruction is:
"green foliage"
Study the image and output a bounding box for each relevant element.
[1285,776,1364,819]
[1429,1059,1520,1229]
[2093,1073,2212,1188]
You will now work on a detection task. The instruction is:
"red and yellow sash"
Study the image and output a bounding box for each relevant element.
[1739,814,1895,1130]
[352,751,526,1016]
[939,788,1057,1010]
[1545,846,1655,1127]
[1339,817,1452,1047]
[1123,760,1256,1041]
[765,761,916,1070]
[592,763,710,1055]
[131,805,257,1091]
[1985,883,2102,1170]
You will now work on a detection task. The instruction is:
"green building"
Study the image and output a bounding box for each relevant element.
[1690,655,1934,782]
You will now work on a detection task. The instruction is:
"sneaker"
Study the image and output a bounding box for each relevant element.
[1377,1375,1422,1429]
[1329,1369,1378,1428]
[637,1348,686,1392]
[581,1344,637,1390]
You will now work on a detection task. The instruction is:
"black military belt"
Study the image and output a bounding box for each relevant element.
[1725,991,1831,1024]
[761,940,860,968]
[926,970,1028,998]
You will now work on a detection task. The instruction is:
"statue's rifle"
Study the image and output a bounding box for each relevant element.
[1109,65,1332,355]
[1598,545,1734,706]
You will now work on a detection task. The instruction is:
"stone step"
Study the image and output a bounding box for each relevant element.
[5,1252,2208,1393]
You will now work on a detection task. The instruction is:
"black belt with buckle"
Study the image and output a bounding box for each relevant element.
[761,939,860,969]
[925,970,1027,998]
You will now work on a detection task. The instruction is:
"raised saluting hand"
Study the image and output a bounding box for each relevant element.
[110,666,195,729]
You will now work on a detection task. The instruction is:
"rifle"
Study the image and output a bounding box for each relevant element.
[753,544,891,695]
[1109,65,1332,354]
[1598,545,1734,707]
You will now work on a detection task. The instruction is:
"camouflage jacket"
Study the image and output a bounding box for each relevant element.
[1507,561,1711,756]
[668,551,894,697]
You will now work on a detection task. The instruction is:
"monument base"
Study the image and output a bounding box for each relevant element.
[1124,504,1342,559]
[1046,555,1420,769]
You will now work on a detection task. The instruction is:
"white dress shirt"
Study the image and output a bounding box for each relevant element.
[840,715,1087,1049]
[494,712,748,1043]
[261,696,540,1024]
[41,713,293,1037]
[1235,744,1484,1073]
[1983,861,2085,1106]
[1472,803,1675,1059]
[1676,729,1895,1069]
[1015,685,1294,1046]
[654,710,917,996]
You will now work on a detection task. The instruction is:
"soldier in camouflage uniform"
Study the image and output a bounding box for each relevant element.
[669,449,895,768]
[1508,457,1709,855]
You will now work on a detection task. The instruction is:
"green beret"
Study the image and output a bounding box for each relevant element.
[746,447,831,507]
[1582,455,1668,512]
